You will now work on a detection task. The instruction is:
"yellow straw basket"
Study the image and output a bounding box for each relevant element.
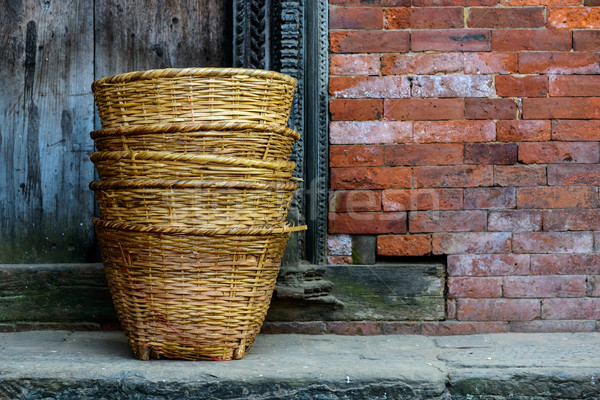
[91,122,300,161]
[90,179,299,228]
[93,218,306,361]
[90,151,296,182]
[92,68,297,128]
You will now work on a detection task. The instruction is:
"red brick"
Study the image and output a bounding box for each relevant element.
[447,254,530,276]
[412,75,495,98]
[325,322,384,336]
[464,99,518,119]
[447,300,457,319]
[411,29,491,52]
[586,0,600,6]
[488,210,542,232]
[327,255,353,264]
[531,254,600,275]
[519,142,600,164]
[542,298,600,319]
[328,212,407,234]
[413,121,495,143]
[414,165,493,188]
[519,52,600,74]
[329,190,382,212]
[547,7,600,29]
[547,164,600,186]
[330,31,410,53]
[552,120,600,141]
[330,7,383,30]
[573,30,600,51]
[543,209,600,231]
[384,7,464,29]
[331,167,411,189]
[588,275,600,297]
[464,143,518,165]
[494,165,547,186]
[448,277,503,298]
[330,121,412,145]
[501,0,580,4]
[330,76,410,99]
[495,75,549,98]
[385,99,464,121]
[382,189,463,211]
[330,0,410,4]
[492,29,572,51]
[497,120,551,142]
[380,322,423,335]
[457,298,540,321]
[381,53,463,75]
[384,144,463,166]
[330,145,384,167]
[518,187,598,209]
[422,322,509,335]
[523,97,600,119]
[468,7,545,28]
[505,276,587,298]
[513,232,594,254]
[377,234,432,256]
[330,54,380,76]
[261,322,327,334]
[414,0,498,5]
[409,210,487,233]
[549,75,600,97]
[330,99,383,121]
[510,320,596,333]
[463,52,518,74]
[433,232,512,254]
[463,187,516,209]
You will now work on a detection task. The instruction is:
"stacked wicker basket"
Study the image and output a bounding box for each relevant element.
[90,68,304,361]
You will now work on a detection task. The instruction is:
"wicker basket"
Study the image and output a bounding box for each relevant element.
[91,151,296,182]
[94,218,306,361]
[92,68,297,128]
[91,122,299,161]
[91,179,299,228]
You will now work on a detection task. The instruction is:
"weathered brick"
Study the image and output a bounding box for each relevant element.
[468,7,545,28]
[497,120,551,142]
[327,234,353,256]
[513,232,594,254]
[330,121,412,145]
[512,320,596,333]
[433,232,512,254]
[573,30,600,51]
[328,212,407,234]
[531,254,600,275]
[330,99,383,121]
[380,322,422,335]
[464,98,518,119]
[495,75,549,97]
[330,76,410,99]
[447,299,457,320]
[330,31,410,53]
[448,277,503,298]
[330,145,384,167]
[501,0,580,5]
[330,0,411,5]
[448,254,530,276]
[414,0,498,5]
[494,165,547,186]
[552,120,600,141]
[489,210,542,232]
[414,165,493,188]
[377,234,432,256]
[330,7,384,30]
[331,167,411,189]
[549,75,600,97]
[385,8,463,30]
[329,190,382,213]
[261,322,327,334]
[384,144,464,166]
[464,143,518,165]
[492,29,572,51]
[519,52,600,74]
[381,53,463,75]
[523,98,600,119]
[547,7,600,29]
[411,29,491,52]
[543,298,600,319]
[421,321,509,336]
[504,276,587,298]
[412,75,495,98]
[330,54,380,76]
[383,188,463,211]
[588,275,600,297]
[327,256,353,265]
[463,187,516,209]
[517,187,598,209]
[463,52,518,74]
[547,164,600,186]
[409,210,487,233]
[519,142,600,164]
[325,322,384,335]
[457,298,540,321]
[413,121,495,143]
[543,209,600,231]
[385,99,464,121]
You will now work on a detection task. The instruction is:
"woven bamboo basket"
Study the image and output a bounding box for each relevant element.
[91,151,296,182]
[90,179,299,228]
[94,218,306,361]
[91,122,299,161]
[92,68,297,128]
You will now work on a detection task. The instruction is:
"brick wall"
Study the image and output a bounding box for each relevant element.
[328,0,600,333]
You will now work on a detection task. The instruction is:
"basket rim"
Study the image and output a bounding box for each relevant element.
[91,68,297,90]
[89,179,299,190]
[90,121,300,140]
